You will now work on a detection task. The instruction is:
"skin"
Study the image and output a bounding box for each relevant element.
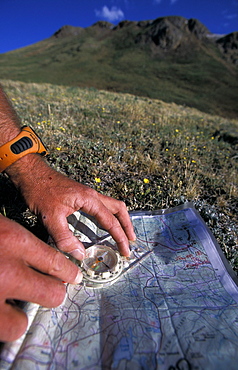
[0,86,136,342]
[0,214,82,342]
[6,155,136,259]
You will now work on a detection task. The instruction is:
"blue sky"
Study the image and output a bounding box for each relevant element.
[0,0,237,54]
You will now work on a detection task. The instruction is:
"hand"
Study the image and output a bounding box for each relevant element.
[8,156,136,259]
[7,154,136,260]
[0,215,82,342]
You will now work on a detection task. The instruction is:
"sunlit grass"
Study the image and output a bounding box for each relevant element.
[1,79,237,271]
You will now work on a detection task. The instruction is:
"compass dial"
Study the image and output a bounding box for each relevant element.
[80,245,123,283]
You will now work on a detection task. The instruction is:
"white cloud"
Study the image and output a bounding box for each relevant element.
[95,6,124,22]
[224,13,237,20]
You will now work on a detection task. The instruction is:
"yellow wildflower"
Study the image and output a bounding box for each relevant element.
[95,177,101,183]
[143,178,150,184]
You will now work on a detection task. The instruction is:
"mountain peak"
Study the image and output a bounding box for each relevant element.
[133,16,210,52]
[92,21,114,29]
[52,25,83,39]
[188,18,211,39]
[217,31,238,64]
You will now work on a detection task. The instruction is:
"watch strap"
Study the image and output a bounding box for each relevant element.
[0,126,48,172]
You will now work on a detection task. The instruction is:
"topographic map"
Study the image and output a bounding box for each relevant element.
[1,203,238,369]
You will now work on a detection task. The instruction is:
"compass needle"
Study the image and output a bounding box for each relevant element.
[79,245,124,286]
[102,261,110,269]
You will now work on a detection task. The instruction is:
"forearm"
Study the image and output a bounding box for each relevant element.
[0,85,50,186]
[0,86,21,144]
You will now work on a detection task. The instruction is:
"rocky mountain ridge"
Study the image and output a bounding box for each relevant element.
[52,16,237,63]
[0,16,237,117]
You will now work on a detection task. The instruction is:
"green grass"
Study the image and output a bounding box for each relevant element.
[0,22,237,118]
[0,79,237,272]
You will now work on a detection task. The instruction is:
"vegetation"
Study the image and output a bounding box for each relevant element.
[0,18,237,118]
[0,80,237,273]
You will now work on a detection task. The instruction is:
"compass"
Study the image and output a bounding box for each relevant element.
[80,245,124,284]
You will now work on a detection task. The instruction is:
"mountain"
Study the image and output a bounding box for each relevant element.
[0,16,237,118]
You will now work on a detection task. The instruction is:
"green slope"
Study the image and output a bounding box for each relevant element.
[0,17,237,117]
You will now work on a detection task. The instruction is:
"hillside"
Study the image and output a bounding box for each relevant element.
[0,16,237,118]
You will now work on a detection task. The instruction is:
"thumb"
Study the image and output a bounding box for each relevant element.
[43,214,86,260]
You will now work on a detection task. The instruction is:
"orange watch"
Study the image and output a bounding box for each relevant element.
[0,126,49,172]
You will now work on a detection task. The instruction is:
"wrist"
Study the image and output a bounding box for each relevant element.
[5,153,50,189]
[0,126,48,173]
[0,124,21,145]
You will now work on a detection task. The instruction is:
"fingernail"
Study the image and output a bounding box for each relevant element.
[70,248,86,260]
[130,235,136,242]
[61,292,68,306]
[73,269,83,284]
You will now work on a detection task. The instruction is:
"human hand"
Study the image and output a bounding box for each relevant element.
[8,156,136,259]
[0,215,82,342]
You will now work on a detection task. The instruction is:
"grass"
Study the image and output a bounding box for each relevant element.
[0,79,237,273]
[0,21,237,118]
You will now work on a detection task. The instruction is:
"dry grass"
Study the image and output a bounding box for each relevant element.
[0,79,237,271]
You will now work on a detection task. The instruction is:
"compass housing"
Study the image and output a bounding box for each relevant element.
[80,245,124,284]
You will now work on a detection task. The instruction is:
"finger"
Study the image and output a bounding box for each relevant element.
[9,265,68,308]
[98,194,136,241]
[106,220,131,256]
[24,239,83,284]
[0,302,28,342]
[0,216,82,283]
[42,214,86,260]
[81,199,131,256]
